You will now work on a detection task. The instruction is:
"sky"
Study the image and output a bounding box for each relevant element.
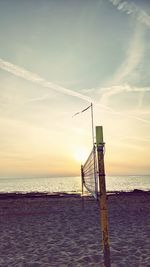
[0,0,150,178]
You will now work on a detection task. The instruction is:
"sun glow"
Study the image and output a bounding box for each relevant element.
[74,148,89,163]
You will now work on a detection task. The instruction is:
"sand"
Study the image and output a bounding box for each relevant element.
[0,192,150,267]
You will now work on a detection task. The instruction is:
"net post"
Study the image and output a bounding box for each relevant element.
[96,126,111,267]
[81,165,84,196]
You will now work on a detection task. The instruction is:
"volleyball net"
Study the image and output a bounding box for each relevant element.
[81,145,98,199]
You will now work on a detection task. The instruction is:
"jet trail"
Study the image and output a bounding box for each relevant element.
[109,0,150,28]
[0,58,111,111]
[0,58,150,125]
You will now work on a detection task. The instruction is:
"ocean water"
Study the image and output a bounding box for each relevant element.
[0,175,149,194]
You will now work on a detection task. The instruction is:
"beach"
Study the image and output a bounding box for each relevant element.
[0,192,150,267]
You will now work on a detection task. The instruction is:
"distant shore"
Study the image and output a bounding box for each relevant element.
[0,190,150,266]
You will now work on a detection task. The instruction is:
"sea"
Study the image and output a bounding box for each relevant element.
[0,175,150,194]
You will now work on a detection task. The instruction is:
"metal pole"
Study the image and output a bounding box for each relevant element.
[96,126,111,267]
[81,165,84,196]
[91,103,95,148]
[81,165,85,209]
[91,103,98,198]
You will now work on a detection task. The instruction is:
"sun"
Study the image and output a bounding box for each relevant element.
[74,148,89,163]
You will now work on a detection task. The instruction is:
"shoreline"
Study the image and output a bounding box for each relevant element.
[0,189,149,200]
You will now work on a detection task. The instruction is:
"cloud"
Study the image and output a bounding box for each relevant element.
[110,24,145,85]
[100,84,150,106]
[124,114,150,125]
[0,58,112,111]
[0,58,89,101]
[100,24,147,108]
[1,58,150,125]
[27,94,53,102]
[109,0,150,27]
[99,83,150,124]
[131,109,150,115]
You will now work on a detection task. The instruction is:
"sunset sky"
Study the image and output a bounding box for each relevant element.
[0,0,150,178]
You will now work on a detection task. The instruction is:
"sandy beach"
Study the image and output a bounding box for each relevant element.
[0,192,150,267]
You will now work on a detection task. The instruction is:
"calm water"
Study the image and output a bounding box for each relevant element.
[0,175,149,194]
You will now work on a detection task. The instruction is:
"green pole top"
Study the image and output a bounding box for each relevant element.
[96,126,103,145]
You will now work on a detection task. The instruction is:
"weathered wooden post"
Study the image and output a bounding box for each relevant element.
[96,126,111,267]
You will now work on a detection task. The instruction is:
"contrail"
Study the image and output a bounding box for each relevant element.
[100,84,150,106]
[110,24,144,85]
[1,58,150,125]
[0,58,90,101]
[109,0,150,28]
[0,58,111,111]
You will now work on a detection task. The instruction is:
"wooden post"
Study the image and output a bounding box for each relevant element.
[96,126,111,267]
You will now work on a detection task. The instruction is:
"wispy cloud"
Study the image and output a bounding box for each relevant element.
[110,24,145,85]
[0,58,113,112]
[27,94,52,102]
[109,0,150,27]
[0,58,90,102]
[99,83,150,125]
[123,114,150,125]
[100,23,146,109]
[1,58,150,125]
[100,84,150,106]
